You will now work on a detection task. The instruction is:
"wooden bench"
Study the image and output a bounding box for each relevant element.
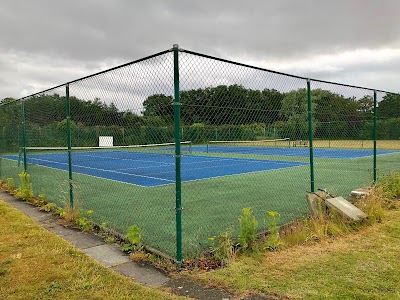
[293,140,309,147]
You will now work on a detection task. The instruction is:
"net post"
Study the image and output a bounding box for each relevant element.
[66,84,74,209]
[307,79,315,192]
[206,141,209,153]
[173,44,183,265]
[21,100,27,172]
[373,90,377,183]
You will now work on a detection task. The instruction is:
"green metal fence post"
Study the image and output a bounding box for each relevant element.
[21,100,27,172]
[173,44,183,265]
[66,84,74,209]
[373,90,377,182]
[307,79,315,192]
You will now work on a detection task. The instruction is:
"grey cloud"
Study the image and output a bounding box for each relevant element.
[0,0,400,99]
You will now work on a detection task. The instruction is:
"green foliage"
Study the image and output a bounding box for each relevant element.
[33,194,48,207]
[40,203,56,212]
[238,208,258,252]
[376,172,400,200]
[208,226,235,263]
[75,210,94,231]
[18,172,34,201]
[97,222,116,244]
[67,248,80,257]
[122,225,143,253]
[6,178,15,191]
[53,207,65,217]
[264,211,284,250]
[75,216,94,231]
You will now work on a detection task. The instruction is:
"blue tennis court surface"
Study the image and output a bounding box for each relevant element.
[193,145,398,159]
[2,152,308,187]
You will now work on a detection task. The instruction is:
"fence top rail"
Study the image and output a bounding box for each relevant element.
[2,46,399,106]
[180,48,399,95]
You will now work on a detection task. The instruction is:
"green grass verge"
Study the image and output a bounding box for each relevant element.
[190,207,400,299]
[0,200,181,300]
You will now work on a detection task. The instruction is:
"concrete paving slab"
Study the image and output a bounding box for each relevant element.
[112,261,169,287]
[165,277,232,300]
[83,244,129,267]
[36,214,58,225]
[44,224,78,237]
[326,196,368,221]
[63,232,105,249]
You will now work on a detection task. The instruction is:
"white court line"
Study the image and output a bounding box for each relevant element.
[28,157,174,183]
[154,163,310,187]
[77,153,174,166]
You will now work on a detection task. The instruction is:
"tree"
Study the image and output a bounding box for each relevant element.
[279,88,311,139]
[378,93,400,119]
[142,94,173,121]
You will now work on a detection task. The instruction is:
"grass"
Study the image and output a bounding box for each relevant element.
[190,205,400,299]
[0,200,181,300]
[0,141,399,258]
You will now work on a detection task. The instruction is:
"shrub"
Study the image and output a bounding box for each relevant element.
[209,226,235,263]
[17,172,34,201]
[264,211,284,250]
[238,208,258,252]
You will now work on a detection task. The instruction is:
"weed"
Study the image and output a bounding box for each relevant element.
[33,194,48,207]
[208,226,235,263]
[122,224,143,253]
[376,172,400,200]
[238,207,258,252]
[264,211,284,250]
[82,281,93,290]
[17,172,34,201]
[53,207,66,218]
[46,281,63,293]
[67,249,80,257]
[0,268,7,276]
[98,223,116,243]
[75,216,94,231]
[6,178,15,191]
[40,203,56,212]
[2,259,13,265]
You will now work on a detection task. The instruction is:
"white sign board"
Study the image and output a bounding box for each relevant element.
[99,136,113,147]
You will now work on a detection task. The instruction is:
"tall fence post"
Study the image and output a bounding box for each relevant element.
[307,79,315,192]
[66,84,74,209]
[21,100,27,172]
[373,90,377,182]
[173,44,183,264]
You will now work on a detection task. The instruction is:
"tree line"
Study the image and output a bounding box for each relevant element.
[0,85,399,149]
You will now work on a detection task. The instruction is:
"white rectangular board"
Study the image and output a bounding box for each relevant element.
[99,136,113,147]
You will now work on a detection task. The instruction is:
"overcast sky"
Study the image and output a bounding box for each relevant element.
[1,0,400,101]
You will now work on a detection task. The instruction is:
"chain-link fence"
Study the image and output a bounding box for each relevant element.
[1,45,399,262]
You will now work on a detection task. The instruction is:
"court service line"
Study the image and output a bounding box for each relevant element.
[0,157,153,188]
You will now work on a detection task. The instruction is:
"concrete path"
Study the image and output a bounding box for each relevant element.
[0,191,273,300]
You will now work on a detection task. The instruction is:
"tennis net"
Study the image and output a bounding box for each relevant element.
[206,138,291,154]
[20,141,192,164]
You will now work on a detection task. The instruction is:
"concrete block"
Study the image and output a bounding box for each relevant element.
[349,188,372,204]
[306,191,330,217]
[325,196,368,222]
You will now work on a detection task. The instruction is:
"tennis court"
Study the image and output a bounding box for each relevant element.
[198,144,398,159]
[2,147,308,187]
